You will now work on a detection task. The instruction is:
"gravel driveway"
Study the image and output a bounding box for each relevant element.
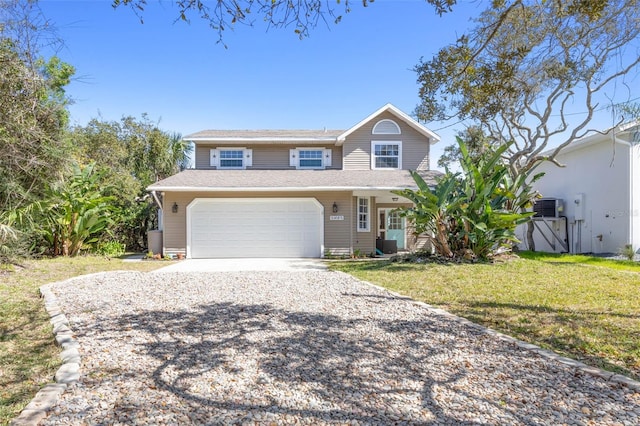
[41,270,639,425]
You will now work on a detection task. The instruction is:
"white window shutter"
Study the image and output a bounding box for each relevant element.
[324,149,332,167]
[289,149,297,167]
[245,149,253,167]
[210,149,219,167]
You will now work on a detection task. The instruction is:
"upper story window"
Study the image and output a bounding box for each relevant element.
[210,148,253,169]
[299,150,323,168]
[371,141,402,170]
[372,119,401,135]
[290,148,332,169]
[220,150,244,168]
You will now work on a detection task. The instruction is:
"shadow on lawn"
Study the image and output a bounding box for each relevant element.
[80,297,630,424]
[458,300,640,380]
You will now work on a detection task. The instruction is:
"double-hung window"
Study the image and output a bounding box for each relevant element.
[219,149,244,169]
[299,150,323,168]
[209,148,253,169]
[289,148,332,169]
[371,141,402,170]
[357,197,370,232]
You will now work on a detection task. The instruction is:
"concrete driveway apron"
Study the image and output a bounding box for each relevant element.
[154,258,327,273]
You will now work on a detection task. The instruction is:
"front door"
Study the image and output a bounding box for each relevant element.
[378,208,405,250]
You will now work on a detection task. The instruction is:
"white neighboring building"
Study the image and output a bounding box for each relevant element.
[517,122,640,254]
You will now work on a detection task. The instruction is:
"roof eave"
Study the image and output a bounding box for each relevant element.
[186,137,339,144]
[146,185,419,192]
[336,103,441,146]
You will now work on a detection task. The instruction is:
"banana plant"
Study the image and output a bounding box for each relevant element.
[395,137,539,259]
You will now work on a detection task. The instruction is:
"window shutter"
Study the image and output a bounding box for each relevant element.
[289,149,297,167]
[210,149,219,167]
[244,149,253,167]
[324,149,332,167]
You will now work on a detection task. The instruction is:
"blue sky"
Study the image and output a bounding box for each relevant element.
[38,0,480,167]
[38,0,635,170]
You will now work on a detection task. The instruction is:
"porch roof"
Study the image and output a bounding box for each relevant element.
[147,169,442,192]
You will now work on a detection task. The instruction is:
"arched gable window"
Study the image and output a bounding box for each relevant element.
[372,119,401,135]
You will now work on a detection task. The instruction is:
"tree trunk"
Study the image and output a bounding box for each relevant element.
[526,220,536,251]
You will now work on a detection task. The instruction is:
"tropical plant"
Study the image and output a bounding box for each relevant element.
[394,138,537,259]
[10,162,118,256]
[0,223,18,264]
[70,116,191,251]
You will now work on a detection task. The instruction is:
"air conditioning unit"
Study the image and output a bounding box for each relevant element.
[533,198,564,218]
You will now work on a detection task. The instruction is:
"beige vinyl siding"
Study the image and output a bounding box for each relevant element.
[195,144,342,170]
[351,196,376,254]
[342,111,430,170]
[162,191,352,256]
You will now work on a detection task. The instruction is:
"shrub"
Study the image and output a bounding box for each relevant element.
[619,244,636,261]
[95,241,126,257]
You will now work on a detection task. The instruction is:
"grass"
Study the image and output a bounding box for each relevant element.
[329,251,640,381]
[0,256,165,426]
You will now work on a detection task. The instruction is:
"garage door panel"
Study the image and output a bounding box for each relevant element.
[189,198,323,258]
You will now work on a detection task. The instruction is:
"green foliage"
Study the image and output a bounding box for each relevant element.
[437,125,494,170]
[70,116,192,251]
[0,39,74,212]
[95,240,127,257]
[0,223,18,264]
[394,138,537,260]
[415,0,640,175]
[10,163,118,256]
[113,0,456,42]
[619,244,636,261]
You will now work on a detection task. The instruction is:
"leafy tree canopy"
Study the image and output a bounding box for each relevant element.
[416,0,640,176]
[70,115,192,250]
[0,0,75,211]
[437,125,493,170]
[113,0,457,42]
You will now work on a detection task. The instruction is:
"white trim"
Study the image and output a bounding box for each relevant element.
[189,137,338,143]
[377,207,407,250]
[371,141,402,170]
[292,147,327,170]
[372,119,401,135]
[337,103,440,145]
[217,147,248,170]
[148,186,419,192]
[186,197,324,259]
[357,196,370,232]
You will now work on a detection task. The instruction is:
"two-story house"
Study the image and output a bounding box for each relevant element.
[147,103,441,258]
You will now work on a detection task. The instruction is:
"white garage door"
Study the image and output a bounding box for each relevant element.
[188,198,323,258]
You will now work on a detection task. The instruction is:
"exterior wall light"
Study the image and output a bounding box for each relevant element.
[332,202,338,213]
[172,202,178,213]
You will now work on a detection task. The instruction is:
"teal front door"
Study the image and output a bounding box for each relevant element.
[382,209,405,250]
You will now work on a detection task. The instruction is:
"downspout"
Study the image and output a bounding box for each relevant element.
[150,190,164,231]
[629,136,635,251]
[151,190,163,210]
[350,194,354,256]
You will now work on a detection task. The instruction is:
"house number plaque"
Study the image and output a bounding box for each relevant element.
[329,215,344,221]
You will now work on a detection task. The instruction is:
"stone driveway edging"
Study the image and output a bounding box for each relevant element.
[332,271,640,392]
[9,273,100,426]
[10,269,640,426]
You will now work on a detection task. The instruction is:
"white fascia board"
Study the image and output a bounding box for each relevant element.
[336,103,441,145]
[147,186,418,192]
[541,131,632,157]
[187,137,338,144]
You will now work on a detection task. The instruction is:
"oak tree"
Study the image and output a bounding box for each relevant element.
[415,0,640,249]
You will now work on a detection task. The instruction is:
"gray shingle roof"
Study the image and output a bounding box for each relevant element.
[147,169,442,192]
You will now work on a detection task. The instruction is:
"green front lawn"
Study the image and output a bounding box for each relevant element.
[330,251,640,381]
[0,256,165,426]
